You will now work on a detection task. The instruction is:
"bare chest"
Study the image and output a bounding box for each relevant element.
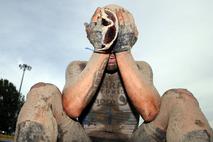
[79,72,139,138]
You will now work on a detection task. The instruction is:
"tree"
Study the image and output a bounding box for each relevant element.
[0,79,24,134]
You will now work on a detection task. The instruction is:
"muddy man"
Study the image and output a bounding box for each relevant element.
[15,4,213,142]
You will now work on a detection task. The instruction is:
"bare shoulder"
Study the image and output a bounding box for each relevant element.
[64,61,87,89]
[66,61,87,73]
[136,61,153,84]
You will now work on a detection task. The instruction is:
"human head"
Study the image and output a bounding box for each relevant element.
[89,4,138,73]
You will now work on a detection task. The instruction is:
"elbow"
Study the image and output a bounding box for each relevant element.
[62,95,82,118]
[141,102,160,122]
[142,108,159,122]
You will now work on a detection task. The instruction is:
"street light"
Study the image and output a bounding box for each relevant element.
[19,64,32,94]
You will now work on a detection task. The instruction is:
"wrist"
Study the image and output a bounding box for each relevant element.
[93,52,110,59]
[115,51,132,66]
[94,49,111,54]
[115,50,131,56]
[112,45,131,53]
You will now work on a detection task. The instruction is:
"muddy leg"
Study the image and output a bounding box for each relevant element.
[131,122,166,142]
[15,82,91,142]
[131,88,213,142]
[131,91,168,142]
[160,89,213,142]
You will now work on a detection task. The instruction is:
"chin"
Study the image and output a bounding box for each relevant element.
[106,63,118,74]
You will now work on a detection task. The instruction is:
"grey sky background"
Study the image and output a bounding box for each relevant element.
[0,0,212,127]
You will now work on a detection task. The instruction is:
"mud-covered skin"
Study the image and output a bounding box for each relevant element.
[86,5,138,54]
[16,121,51,142]
[15,79,213,142]
[15,4,213,142]
[182,130,210,142]
[112,26,137,53]
[57,120,91,142]
[15,82,91,142]
[130,89,213,142]
[150,88,213,142]
[70,61,153,140]
[131,123,166,142]
[90,136,129,142]
[85,22,105,53]
[103,5,138,53]
[80,72,139,139]
[85,7,118,53]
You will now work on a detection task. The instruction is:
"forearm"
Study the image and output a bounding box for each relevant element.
[116,51,160,122]
[63,53,109,118]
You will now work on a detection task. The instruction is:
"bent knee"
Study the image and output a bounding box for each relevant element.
[30,82,47,90]
[182,130,211,142]
[30,82,59,90]
[27,82,61,100]
[15,120,52,142]
[162,88,199,104]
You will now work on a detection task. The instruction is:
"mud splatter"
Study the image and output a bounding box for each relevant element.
[16,121,51,142]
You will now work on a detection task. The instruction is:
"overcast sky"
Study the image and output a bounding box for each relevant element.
[0,0,212,127]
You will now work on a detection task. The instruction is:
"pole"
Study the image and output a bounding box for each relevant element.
[18,68,26,94]
[18,64,32,94]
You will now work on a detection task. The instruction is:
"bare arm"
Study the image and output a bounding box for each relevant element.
[62,53,109,118]
[63,7,116,118]
[116,51,160,122]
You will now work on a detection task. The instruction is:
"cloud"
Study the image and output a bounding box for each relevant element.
[0,0,213,124]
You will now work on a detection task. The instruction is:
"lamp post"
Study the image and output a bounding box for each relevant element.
[19,64,32,94]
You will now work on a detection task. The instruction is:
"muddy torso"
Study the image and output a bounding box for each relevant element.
[79,72,139,139]
[65,61,153,140]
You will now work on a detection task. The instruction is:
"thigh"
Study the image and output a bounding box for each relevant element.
[131,123,166,142]
[15,83,91,142]
[15,83,60,141]
[58,118,91,142]
[164,89,213,142]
